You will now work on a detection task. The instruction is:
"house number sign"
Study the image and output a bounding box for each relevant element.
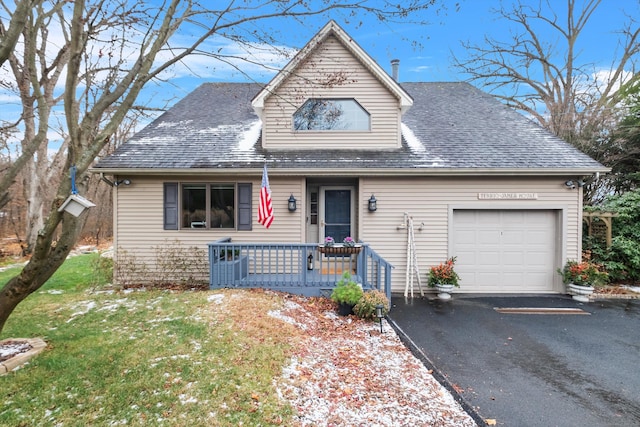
[477,192,538,200]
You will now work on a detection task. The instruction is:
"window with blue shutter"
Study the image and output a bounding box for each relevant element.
[237,183,252,230]
[164,182,251,230]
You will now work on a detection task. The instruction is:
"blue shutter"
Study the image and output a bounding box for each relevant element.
[164,183,178,230]
[237,183,252,230]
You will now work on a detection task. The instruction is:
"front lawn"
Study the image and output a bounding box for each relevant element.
[0,254,298,426]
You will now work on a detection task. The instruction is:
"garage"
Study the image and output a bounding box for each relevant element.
[452,209,560,293]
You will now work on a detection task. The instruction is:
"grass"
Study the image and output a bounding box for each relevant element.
[0,253,301,426]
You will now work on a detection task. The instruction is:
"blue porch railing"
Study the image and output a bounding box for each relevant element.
[208,238,393,300]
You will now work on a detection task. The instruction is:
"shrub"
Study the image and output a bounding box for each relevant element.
[353,290,390,319]
[585,189,640,283]
[90,254,113,288]
[330,272,364,305]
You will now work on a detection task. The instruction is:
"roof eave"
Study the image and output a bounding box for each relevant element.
[90,166,611,177]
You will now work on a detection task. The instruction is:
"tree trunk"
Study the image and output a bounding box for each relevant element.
[0,208,84,334]
[24,170,45,254]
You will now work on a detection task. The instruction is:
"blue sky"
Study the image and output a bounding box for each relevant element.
[158,0,637,95]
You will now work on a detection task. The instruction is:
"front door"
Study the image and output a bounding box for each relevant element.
[319,187,355,243]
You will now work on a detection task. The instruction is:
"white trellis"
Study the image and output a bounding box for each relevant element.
[401,212,424,298]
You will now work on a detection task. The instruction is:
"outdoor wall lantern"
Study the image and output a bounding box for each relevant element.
[564,179,584,190]
[368,194,377,212]
[288,194,297,212]
[114,179,131,187]
[375,304,384,333]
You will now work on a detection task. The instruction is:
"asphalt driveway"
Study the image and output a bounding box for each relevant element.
[389,295,640,427]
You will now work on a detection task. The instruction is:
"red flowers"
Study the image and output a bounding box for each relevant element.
[428,257,460,287]
[559,260,608,286]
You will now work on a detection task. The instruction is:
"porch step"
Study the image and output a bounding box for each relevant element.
[319,266,357,275]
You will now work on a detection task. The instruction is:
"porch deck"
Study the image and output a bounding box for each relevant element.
[208,239,393,299]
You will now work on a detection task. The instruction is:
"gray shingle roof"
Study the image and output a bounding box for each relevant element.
[93,81,606,173]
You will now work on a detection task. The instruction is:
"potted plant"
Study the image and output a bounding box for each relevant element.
[558,260,608,302]
[342,236,356,247]
[330,272,364,315]
[427,256,460,300]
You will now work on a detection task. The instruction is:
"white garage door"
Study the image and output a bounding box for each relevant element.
[452,210,558,293]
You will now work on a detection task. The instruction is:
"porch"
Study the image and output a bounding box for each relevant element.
[208,238,393,299]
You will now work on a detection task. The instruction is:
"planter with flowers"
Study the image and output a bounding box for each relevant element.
[318,236,362,255]
[428,257,460,300]
[558,260,608,302]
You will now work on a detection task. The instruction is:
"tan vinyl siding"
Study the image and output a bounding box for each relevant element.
[262,35,401,150]
[358,176,581,294]
[114,176,305,284]
[115,174,582,294]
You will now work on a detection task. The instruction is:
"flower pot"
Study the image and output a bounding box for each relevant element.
[567,283,594,303]
[435,283,455,301]
[337,302,354,316]
[318,244,362,255]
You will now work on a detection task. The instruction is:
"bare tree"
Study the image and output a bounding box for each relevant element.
[0,0,35,66]
[452,0,639,200]
[0,0,440,332]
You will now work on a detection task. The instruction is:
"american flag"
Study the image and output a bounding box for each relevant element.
[258,164,274,228]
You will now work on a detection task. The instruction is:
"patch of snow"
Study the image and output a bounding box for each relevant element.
[0,341,32,359]
[179,394,198,405]
[147,316,181,323]
[401,123,445,166]
[624,285,640,293]
[66,301,97,322]
[268,310,308,330]
[207,294,225,304]
[235,120,262,152]
[97,298,137,312]
[156,120,193,128]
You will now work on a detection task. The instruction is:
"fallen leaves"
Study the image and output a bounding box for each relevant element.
[269,294,477,426]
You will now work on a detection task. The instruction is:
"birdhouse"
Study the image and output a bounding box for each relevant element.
[58,194,96,217]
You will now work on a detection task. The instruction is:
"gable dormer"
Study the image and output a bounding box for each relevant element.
[252,21,412,150]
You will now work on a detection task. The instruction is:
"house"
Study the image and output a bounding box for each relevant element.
[93,20,608,296]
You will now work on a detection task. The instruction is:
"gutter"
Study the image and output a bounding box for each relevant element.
[90,166,611,177]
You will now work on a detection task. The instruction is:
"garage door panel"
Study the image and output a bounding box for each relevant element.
[477,230,501,243]
[476,271,502,283]
[477,252,501,266]
[454,230,477,245]
[527,251,550,266]
[526,229,553,244]
[502,211,526,225]
[503,252,524,265]
[502,230,525,244]
[454,211,477,225]
[453,209,558,293]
